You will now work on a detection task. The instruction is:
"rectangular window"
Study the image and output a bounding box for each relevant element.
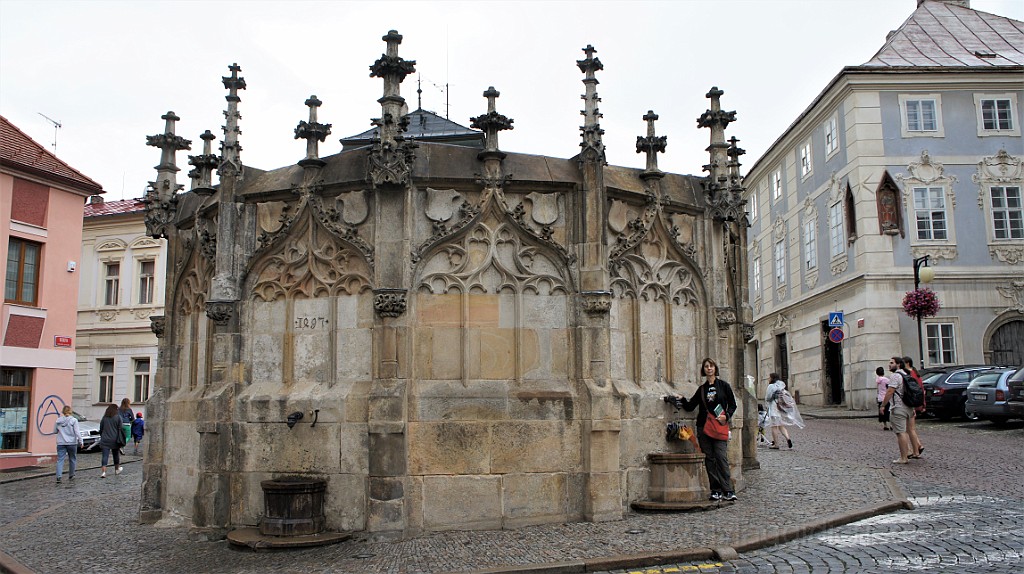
[824,117,839,155]
[981,99,1013,130]
[926,323,956,365]
[134,358,151,403]
[749,188,758,221]
[98,359,114,403]
[752,257,761,295]
[991,186,1023,240]
[0,368,32,451]
[771,169,782,200]
[138,260,155,304]
[829,203,845,257]
[906,99,937,131]
[913,187,948,240]
[774,240,786,285]
[5,237,41,306]
[104,263,120,306]
[803,220,817,270]
[799,142,812,177]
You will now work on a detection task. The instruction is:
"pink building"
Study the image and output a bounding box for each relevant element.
[1,116,102,470]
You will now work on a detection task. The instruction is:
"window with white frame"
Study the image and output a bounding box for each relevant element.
[824,115,839,156]
[752,256,761,296]
[138,260,155,304]
[974,94,1018,136]
[104,262,120,306]
[926,323,956,365]
[774,239,786,285]
[803,219,817,270]
[828,203,845,257]
[990,186,1023,240]
[134,358,151,403]
[899,94,944,137]
[799,142,812,178]
[771,169,782,201]
[98,359,114,403]
[749,188,759,221]
[912,186,948,240]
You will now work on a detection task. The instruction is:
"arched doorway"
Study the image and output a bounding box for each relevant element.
[988,319,1024,365]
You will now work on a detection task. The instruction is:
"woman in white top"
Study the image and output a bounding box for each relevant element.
[763,373,804,449]
[53,405,83,483]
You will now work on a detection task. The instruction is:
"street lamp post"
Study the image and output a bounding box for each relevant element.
[913,255,935,367]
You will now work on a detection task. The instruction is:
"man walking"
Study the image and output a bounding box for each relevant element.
[880,357,912,464]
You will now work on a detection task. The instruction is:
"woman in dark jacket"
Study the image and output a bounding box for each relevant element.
[676,357,738,502]
[98,404,124,478]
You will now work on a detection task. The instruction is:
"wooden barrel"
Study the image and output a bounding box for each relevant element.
[259,477,327,536]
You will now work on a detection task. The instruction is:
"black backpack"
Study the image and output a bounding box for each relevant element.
[901,374,924,408]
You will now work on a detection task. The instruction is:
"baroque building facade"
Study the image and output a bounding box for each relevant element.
[73,197,164,422]
[141,33,754,537]
[743,0,1024,410]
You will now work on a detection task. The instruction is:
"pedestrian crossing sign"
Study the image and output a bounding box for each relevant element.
[828,312,844,327]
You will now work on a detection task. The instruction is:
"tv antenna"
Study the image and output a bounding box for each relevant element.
[37,112,62,151]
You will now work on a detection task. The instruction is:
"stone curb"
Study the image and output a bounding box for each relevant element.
[0,457,142,485]
[0,548,34,574]
[800,410,876,420]
[454,499,908,574]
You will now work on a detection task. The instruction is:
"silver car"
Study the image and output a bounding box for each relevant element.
[72,411,101,450]
[965,368,1020,424]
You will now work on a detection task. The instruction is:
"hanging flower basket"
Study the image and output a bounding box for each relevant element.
[902,287,940,318]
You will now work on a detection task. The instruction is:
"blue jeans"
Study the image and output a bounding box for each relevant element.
[56,444,78,478]
[100,446,121,468]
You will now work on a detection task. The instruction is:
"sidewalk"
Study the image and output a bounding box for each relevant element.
[0,450,143,485]
[798,404,876,420]
[0,419,904,574]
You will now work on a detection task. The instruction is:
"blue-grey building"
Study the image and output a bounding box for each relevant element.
[743,0,1023,410]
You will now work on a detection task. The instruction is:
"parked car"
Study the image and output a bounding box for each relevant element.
[1006,367,1024,418]
[964,368,1019,424]
[72,411,101,450]
[920,365,1004,420]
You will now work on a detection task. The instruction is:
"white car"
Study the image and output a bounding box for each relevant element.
[72,411,102,450]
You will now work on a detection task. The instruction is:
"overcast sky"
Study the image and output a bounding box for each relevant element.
[2,0,1022,200]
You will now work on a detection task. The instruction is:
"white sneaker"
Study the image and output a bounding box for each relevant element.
[100,471,107,478]
[115,466,123,475]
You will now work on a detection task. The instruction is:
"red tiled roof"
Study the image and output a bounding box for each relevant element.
[83,198,146,217]
[0,115,103,194]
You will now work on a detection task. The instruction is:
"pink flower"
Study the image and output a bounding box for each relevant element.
[902,288,940,318]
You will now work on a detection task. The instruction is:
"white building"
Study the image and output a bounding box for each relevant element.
[73,196,165,421]
[743,0,1024,409]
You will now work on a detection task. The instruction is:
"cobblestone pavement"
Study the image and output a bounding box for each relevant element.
[595,416,1024,574]
[1,413,1020,574]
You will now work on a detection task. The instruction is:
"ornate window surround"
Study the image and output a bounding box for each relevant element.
[973,149,1024,264]
[802,198,819,290]
[897,150,959,261]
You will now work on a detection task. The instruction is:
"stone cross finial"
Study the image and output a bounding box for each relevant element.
[144,111,192,238]
[577,44,605,164]
[188,130,219,191]
[697,86,736,189]
[366,30,418,187]
[220,63,246,174]
[223,63,246,102]
[295,95,332,166]
[470,86,514,155]
[636,110,667,177]
[727,136,746,188]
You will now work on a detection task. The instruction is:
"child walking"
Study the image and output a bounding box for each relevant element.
[131,412,145,455]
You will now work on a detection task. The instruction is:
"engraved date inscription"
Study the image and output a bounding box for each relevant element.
[294,317,329,329]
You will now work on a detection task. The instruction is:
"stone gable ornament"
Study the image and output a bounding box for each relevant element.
[425,188,461,223]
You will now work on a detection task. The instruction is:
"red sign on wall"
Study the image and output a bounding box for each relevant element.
[54,336,73,347]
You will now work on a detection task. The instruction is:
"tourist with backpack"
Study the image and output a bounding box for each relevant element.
[880,356,916,464]
[763,373,804,449]
[901,356,925,459]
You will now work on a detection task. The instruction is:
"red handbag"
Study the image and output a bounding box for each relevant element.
[700,387,730,440]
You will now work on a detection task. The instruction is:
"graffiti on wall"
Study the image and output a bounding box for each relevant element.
[35,395,67,436]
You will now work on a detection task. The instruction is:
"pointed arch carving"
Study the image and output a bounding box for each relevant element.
[609,214,702,306]
[247,193,373,302]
